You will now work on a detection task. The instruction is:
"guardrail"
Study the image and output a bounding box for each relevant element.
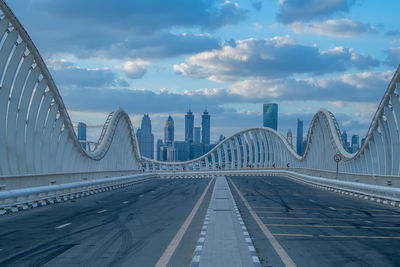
[0,173,156,209]
[0,169,143,190]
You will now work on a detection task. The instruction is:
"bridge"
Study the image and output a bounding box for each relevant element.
[1,1,400,266]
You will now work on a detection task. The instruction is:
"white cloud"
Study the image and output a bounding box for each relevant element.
[174,36,380,82]
[123,59,150,79]
[287,19,375,37]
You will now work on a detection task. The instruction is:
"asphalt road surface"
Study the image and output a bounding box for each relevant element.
[0,178,211,267]
[230,175,400,267]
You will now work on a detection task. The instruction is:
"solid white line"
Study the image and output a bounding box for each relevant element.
[97,209,107,214]
[230,179,297,267]
[56,223,71,229]
[155,178,213,267]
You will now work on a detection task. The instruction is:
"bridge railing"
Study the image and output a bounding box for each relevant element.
[0,170,142,190]
[0,173,156,210]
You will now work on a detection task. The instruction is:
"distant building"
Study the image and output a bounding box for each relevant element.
[78,122,87,150]
[361,137,366,147]
[136,114,154,159]
[342,130,349,150]
[156,139,163,161]
[166,146,175,161]
[194,127,201,143]
[174,141,190,161]
[286,130,293,147]
[218,134,226,143]
[190,143,216,160]
[185,109,194,143]
[164,115,174,145]
[351,135,359,153]
[263,103,278,130]
[296,119,303,155]
[202,109,210,144]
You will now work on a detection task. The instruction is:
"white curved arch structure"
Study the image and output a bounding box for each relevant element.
[0,0,400,179]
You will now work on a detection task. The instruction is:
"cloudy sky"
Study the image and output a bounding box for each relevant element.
[8,0,400,143]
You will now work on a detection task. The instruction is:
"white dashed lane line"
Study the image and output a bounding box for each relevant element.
[97,209,107,214]
[55,223,71,229]
[123,201,129,204]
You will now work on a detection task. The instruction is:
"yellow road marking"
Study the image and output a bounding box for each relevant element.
[272,234,400,239]
[265,224,400,229]
[256,210,400,217]
[262,216,358,221]
[230,179,297,267]
[257,211,308,214]
[273,233,313,237]
[319,235,400,239]
[155,178,213,267]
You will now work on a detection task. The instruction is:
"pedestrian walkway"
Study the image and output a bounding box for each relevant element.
[191,176,261,267]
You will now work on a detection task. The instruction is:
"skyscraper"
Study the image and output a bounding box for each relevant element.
[156,139,163,161]
[77,122,87,150]
[185,109,194,143]
[287,130,293,147]
[194,127,201,143]
[164,115,174,144]
[136,114,154,159]
[342,130,349,150]
[202,109,210,144]
[263,103,278,130]
[351,135,359,153]
[296,119,303,155]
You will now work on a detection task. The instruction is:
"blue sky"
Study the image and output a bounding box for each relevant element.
[8,0,400,143]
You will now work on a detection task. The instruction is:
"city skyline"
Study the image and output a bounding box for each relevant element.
[7,0,399,145]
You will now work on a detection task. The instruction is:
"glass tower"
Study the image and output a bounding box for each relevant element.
[201,109,210,144]
[77,122,87,150]
[263,103,278,130]
[296,119,303,155]
[164,115,174,145]
[136,114,154,159]
[185,109,194,143]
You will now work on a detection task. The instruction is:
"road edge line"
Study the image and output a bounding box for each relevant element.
[155,178,214,267]
[229,178,297,267]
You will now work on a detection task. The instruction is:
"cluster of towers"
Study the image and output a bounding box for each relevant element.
[157,109,213,162]
[134,109,214,162]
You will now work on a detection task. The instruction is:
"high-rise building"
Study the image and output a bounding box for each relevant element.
[156,139,163,161]
[351,135,359,153]
[136,114,154,159]
[185,109,194,143]
[194,127,201,143]
[342,130,349,150]
[174,141,189,161]
[164,115,174,145]
[287,130,293,147]
[202,109,210,144]
[361,137,366,147]
[77,122,87,150]
[263,103,278,130]
[296,119,303,155]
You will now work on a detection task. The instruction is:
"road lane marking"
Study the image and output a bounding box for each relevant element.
[155,178,213,267]
[273,233,313,237]
[261,217,358,221]
[265,224,399,229]
[319,235,400,239]
[257,211,308,214]
[97,209,107,214]
[56,223,71,229]
[257,211,400,217]
[230,179,296,267]
[122,201,129,204]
